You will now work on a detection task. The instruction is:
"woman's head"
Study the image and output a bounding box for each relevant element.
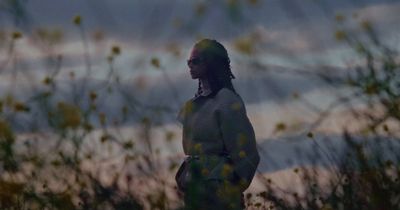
[188,39,236,94]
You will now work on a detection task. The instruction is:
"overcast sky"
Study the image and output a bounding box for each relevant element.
[0,0,399,135]
[1,0,398,93]
[1,0,399,47]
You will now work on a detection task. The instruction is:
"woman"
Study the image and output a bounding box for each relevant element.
[175,39,260,210]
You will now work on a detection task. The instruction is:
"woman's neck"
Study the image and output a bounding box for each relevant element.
[199,78,212,96]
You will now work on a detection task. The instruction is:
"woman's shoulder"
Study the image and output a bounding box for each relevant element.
[215,88,245,110]
[216,88,241,102]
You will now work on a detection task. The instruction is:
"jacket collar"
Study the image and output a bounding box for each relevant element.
[191,88,216,101]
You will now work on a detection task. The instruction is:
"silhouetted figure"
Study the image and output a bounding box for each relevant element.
[175,39,260,210]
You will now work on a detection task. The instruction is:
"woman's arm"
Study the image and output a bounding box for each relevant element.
[176,100,193,125]
[216,90,260,191]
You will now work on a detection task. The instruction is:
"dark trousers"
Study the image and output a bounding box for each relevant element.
[183,179,245,210]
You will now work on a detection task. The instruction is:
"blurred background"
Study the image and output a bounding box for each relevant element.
[0,0,399,209]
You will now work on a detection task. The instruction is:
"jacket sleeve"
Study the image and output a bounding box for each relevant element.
[216,91,260,191]
[176,106,184,125]
[176,100,192,125]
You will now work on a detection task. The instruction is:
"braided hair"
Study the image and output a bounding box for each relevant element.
[193,39,237,96]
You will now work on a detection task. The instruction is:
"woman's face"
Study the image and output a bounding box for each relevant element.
[187,48,207,79]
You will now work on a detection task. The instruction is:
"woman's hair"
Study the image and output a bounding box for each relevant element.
[193,39,237,95]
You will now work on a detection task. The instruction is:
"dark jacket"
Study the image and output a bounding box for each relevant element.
[175,87,260,192]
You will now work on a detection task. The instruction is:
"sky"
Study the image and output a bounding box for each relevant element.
[0,0,399,136]
[2,0,399,55]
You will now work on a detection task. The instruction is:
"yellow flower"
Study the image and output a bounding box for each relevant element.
[385,160,393,168]
[69,71,75,79]
[195,2,206,16]
[57,102,81,129]
[73,15,81,25]
[90,104,97,111]
[92,30,104,42]
[99,112,106,125]
[141,117,150,125]
[335,14,345,22]
[100,134,108,143]
[221,164,233,178]
[230,102,242,111]
[275,122,286,132]
[307,132,314,138]
[247,0,258,5]
[51,160,61,167]
[151,57,160,68]
[42,76,52,85]
[165,130,175,142]
[238,150,246,158]
[83,123,93,132]
[227,0,238,7]
[111,45,121,55]
[184,101,194,115]
[172,18,182,28]
[123,141,134,149]
[0,30,5,41]
[12,31,22,39]
[334,30,346,41]
[355,42,366,54]
[360,20,372,31]
[165,43,181,56]
[234,37,254,55]
[13,102,29,112]
[237,133,247,146]
[5,94,14,107]
[0,120,14,140]
[122,106,128,115]
[168,162,178,171]
[89,91,97,101]
[238,179,248,190]
[0,180,24,196]
[201,168,209,176]
[194,143,202,153]
[292,92,299,99]
[320,204,334,210]
[383,124,389,132]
